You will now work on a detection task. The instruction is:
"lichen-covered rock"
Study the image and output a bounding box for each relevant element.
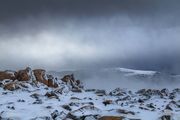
[48,78,58,88]
[33,69,46,82]
[0,71,15,80]
[33,69,58,88]
[3,82,20,91]
[14,67,31,81]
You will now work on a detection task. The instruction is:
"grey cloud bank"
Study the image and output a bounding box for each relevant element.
[0,0,180,73]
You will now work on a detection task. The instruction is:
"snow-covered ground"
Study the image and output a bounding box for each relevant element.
[0,85,180,120]
[0,68,180,120]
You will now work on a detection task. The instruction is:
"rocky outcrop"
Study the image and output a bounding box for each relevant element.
[0,68,60,90]
[33,69,58,88]
[0,68,85,90]
[14,67,31,81]
[3,82,20,91]
[61,74,83,90]
[0,71,15,80]
[33,69,46,82]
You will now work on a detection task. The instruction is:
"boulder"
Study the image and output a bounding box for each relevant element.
[67,105,101,119]
[33,69,58,88]
[95,89,106,96]
[0,71,15,80]
[116,109,135,115]
[48,79,58,88]
[33,69,46,82]
[109,88,127,96]
[45,91,59,99]
[160,115,171,120]
[61,74,75,83]
[4,82,20,91]
[61,74,83,90]
[14,67,31,81]
[103,100,113,106]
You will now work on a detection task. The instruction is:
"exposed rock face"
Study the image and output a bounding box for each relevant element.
[4,82,20,91]
[61,74,75,82]
[14,67,31,81]
[47,75,58,88]
[0,71,15,80]
[33,69,46,82]
[0,67,85,91]
[61,74,83,90]
[33,69,58,88]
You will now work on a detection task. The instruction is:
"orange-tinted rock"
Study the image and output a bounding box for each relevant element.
[0,71,15,80]
[33,69,58,88]
[4,82,20,91]
[33,69,46,82]
[61,74,75,82]
[15,67,31,81]
[98,116,123,120]
[48,79,58,88]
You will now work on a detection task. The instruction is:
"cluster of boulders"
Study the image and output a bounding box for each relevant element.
[0,67,83,91]
[0,68,179,120]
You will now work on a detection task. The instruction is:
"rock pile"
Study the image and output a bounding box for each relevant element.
[0,67,83,91]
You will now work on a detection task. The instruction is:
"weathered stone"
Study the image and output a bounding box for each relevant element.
[3,82,20,91]
[0,71,15,80]
[51,110,59,119]
[30,93,40,99]
[33,99,43,104]
[61,74,75,83]
[45,91,59,99]
[95,90,106,96]
[33,69,46,82]
[117,109,135,115]
[51,110,66,120]
[161,115,171,120]
[98,116,123,120]
[62,105,72,111]
[71,88,82,93]
[15,67,31,81]
[109,88,127,96]
[33,69,58,88]
[48,79,58,88]
[103,100,113,106]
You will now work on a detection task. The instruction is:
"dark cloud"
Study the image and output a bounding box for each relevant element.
[0,0,180,73]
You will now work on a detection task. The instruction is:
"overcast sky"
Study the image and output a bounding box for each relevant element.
[0,0,180,73]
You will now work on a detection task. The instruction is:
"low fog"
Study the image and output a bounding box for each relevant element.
[50,68,180,91]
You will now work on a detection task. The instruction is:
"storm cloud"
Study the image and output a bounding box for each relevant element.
[0,0,180,73]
